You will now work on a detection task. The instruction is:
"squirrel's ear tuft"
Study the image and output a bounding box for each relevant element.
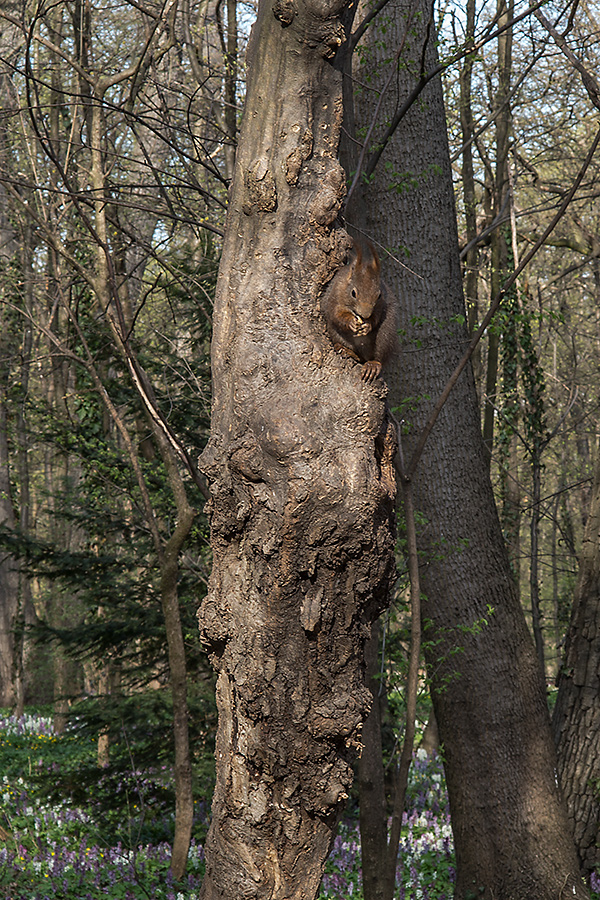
[365,240,381,275]
[350,238,362,269]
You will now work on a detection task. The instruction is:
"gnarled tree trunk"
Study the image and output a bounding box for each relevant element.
[197,1,397,898]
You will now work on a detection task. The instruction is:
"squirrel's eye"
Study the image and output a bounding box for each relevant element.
[351,288,357,299]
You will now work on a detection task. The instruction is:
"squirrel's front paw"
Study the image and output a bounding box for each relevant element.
[361,360,382,382]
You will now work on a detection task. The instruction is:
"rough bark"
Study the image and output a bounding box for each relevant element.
[354,0,588,897]
[553,450,600,879]
[197,1,397,897]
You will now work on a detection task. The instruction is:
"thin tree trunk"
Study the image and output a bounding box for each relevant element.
[47,264,80,734]
[0,47,21,706]
[500,431,521,585]
[460,0,480,385]
[358,622,387,900]
[482,0,513,462]
[551,476,563,669]
[530,451,545,673]
[53,649,70,735]
[0,377,19,707]
[159,465,195,881]
[97,663,111,768]
[223,0,238,179]
[383,458,421,900]
[14,307,35,717]
[197,1,397,895]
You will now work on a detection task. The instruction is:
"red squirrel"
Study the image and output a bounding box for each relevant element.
[320,238,399,382]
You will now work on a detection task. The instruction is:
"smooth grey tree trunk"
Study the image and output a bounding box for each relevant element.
[197,1,398,898]
[553,449,600,879]
[352,0,588,896]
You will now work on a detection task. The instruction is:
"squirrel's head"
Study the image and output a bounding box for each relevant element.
[348,239,382,319]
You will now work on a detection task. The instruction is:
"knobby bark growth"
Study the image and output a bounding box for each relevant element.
[197,1,397,898]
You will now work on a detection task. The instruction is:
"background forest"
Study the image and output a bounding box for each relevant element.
[0,0,598,896]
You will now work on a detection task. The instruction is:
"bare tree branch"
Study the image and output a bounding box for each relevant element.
[406,121,600,480]
[534,7,600,111]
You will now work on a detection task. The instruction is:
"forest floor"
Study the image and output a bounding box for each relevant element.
[0,711,584,900]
